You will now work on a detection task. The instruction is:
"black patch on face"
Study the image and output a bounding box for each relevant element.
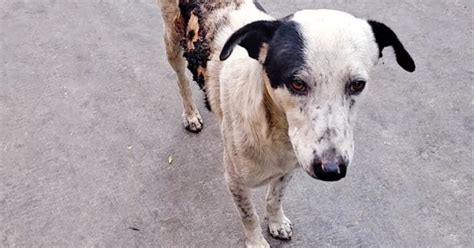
[263,21,305,89]
[253,0,266,13]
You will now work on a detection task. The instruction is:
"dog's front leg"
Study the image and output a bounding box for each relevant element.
[265,172,294,240]
[226,182,269,248]
[224,159,269,248]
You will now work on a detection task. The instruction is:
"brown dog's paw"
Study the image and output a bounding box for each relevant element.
[183,111,203,133]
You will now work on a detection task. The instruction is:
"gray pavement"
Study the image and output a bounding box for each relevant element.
[1,0,472,247]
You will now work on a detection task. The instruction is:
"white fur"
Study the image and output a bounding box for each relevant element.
[281,9,380,176]
[158,2,388,247]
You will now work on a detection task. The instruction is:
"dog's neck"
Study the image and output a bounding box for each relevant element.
[262,75,290,143]
[218,56,291,149]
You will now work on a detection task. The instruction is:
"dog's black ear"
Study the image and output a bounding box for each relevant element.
[220,20,281,62]
[368,20,416,72]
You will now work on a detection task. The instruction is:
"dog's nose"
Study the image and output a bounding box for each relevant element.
[312,160,347,181]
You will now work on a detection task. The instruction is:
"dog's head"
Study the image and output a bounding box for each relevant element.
[220,9,415,181]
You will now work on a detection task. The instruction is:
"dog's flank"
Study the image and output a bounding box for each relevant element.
[175,0,245,111]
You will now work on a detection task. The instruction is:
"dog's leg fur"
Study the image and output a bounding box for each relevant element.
[265,172,294,240]
[163,34,203,132]
[160,0,203,132]
[225,156,270,248]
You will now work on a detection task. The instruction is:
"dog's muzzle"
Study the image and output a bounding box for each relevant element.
[312,159,347,181]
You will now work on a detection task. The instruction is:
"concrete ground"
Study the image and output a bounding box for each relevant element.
[1,0,472,247]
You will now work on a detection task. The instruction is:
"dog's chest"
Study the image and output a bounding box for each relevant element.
[244,139,298,187]
[265,140,297,168]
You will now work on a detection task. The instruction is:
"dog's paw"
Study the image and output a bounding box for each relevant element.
[268,215,293,240]
[183,111,203,133]
[246,237,270,248]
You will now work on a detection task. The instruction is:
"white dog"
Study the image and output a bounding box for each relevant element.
[157,0,415,247]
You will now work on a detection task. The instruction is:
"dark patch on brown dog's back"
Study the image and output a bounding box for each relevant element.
[175,1,241,111]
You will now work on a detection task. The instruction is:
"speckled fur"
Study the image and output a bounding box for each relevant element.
[157,1,414,247]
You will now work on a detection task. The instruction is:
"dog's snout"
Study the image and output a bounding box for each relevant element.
[312,158,347,182]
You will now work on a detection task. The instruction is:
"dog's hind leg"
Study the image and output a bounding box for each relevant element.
[163,32,203,132]
[160,0,203,133]
[265,172,294,240]
[225,159,269,248]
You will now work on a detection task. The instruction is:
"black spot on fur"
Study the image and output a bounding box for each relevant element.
[319,128,337,143]
[367,20,415,72]
[242,210,253,220]
[325,129,332,138]
[187,30,195,40]
[349,99,355,109]
[202,87,211,111]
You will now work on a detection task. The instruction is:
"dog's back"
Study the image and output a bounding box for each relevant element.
[159,0,269,112]
[159,1,238,109]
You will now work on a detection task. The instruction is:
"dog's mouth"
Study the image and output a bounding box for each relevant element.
[311,173,346,182]
[305,167,347,182]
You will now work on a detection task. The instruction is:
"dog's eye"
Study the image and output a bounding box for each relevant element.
[348,80,366,95]
[288,80,308,95]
